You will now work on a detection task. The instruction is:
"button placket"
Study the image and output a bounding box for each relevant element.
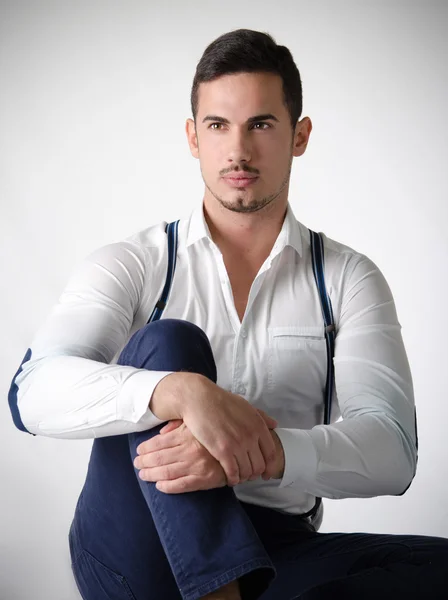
[233,318,251,397]
[232,323,247,397]
[210,245,241,334]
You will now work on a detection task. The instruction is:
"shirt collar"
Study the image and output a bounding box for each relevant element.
[186,202,213,247]
[186,201,303,257]
[272,202,303,257]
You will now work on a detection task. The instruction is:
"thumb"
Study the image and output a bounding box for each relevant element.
[160,419,183,434]
[257,408,278,430]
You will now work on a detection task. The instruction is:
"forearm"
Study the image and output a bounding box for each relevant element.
[10,238,180,440]
[275,412,417,498]
[16,355,172,439]
[274,251,418,499]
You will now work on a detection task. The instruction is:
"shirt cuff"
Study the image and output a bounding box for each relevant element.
[116,369,175,428]
[274,428,319,488]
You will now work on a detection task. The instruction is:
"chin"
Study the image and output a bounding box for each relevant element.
[219,195,272,214]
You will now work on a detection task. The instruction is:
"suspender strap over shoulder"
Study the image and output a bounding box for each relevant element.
[147,220,180,324]
[304,229,336,524]
[309,229,336,426]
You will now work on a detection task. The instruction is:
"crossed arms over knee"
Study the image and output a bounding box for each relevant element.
[133,371,285,492]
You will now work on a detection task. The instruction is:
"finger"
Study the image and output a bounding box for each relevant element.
[261,454,278,480]
[134,446,185,470]
[235,451,252,484]
[248,444,266,481]
[257,408,278,430]
[258,427,277,476]
[138,462,187,482]
[160,420,183,434]
[261,455,279,480]
[262,431,284,480]
[156,475,206,494]
[136,430,182,455]
[218,455,240,487]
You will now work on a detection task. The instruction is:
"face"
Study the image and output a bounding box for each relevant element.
[186,72,312,214]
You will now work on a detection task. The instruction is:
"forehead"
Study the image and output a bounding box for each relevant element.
[196,72,286,117]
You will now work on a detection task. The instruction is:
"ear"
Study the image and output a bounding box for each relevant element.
[186,118,199,159]
[292,117,312,157]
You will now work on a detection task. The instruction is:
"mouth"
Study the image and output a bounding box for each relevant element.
[223,175,259,188]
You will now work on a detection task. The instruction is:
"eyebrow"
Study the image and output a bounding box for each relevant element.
[202,113,279,124]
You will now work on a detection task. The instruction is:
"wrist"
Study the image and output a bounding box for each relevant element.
[149,372,206,421]
[270,429,285,480]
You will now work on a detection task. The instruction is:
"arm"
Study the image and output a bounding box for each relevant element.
[11,239,174,439]
[274,253,417,498]
[133,416,285,493]
[135,371,281,487]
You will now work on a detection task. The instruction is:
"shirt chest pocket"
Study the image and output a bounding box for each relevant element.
[266,326,327,423]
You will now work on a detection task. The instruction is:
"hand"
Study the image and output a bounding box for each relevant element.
[148,373,279,487]
[134,420,227,493]
[134,416,285,493]
[184,380,280,486]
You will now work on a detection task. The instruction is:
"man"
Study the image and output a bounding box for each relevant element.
[9,28,448,600]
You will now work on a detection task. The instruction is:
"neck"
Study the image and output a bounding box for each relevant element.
[203,196,288,265]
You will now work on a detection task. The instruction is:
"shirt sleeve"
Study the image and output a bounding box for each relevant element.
[274,252,418,498]
[11,240,173,439]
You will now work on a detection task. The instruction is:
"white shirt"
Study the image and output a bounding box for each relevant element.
[14,202,417,521]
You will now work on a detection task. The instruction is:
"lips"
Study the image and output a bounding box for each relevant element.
[224,173,257,179]
[223,174,259,187]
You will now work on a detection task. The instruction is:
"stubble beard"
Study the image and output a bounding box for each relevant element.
[204,157,293,215]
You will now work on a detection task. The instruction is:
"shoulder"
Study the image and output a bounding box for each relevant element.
[296,221,394,311]
[78,220,171,276]
[298,221,380,279]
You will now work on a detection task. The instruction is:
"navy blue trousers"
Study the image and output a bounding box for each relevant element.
[69,319,448,599]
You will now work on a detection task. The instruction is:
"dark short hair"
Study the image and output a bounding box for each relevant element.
[190,29,302,130]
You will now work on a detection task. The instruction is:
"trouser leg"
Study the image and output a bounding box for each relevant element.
[238,521,448,600]
[70,319,275,600]
[294,531,448,600]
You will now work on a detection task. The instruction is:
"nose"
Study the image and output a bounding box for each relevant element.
[227,129,252,164]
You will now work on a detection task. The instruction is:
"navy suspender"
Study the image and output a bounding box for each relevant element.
[146,221,180,324]
[309,230,336,426]
[147,221,335,523]
[306,230,336,522]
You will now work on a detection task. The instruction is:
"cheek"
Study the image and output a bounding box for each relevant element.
[259,137,288,162]
[199,143,222,171]
[274,147,293,174]
[262,148,289,176]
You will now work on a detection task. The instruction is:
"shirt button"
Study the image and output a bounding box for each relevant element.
[241,328,247,338]
[238,385,246,395]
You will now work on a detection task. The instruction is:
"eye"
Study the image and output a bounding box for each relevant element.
[251,122,270,130]
[209,122,225,130]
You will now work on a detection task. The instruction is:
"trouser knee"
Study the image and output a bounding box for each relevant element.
[117,318,217,383]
